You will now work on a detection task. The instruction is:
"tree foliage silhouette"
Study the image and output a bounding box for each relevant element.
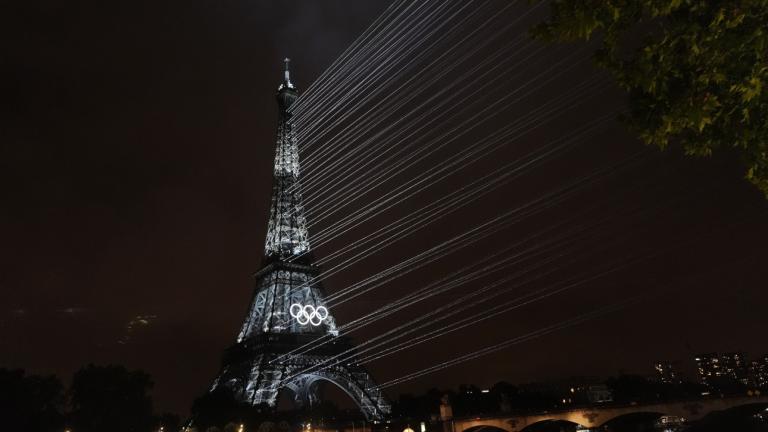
[0,368,64,432]
[533,0,768,196]
[69,364,155,432]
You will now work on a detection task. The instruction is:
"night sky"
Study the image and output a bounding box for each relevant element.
[2,0,768,417]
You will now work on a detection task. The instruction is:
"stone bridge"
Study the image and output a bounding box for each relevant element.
[450,395,768,431]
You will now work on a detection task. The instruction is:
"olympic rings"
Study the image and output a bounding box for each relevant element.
[289,303,329,326]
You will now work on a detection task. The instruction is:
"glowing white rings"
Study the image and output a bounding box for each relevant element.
[290,303,329,326]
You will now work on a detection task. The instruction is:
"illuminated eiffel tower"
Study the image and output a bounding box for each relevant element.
[210,59,391,420]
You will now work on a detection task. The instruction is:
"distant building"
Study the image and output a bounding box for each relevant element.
[695,353,721,387]
[522,377,614,405]
[750,354,768,388]
[695,352,750,389]
[584,384,613,403]
[654,361,683,385]
[721,352,749,385]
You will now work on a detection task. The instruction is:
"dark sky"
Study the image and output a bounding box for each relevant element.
[2,0,768,417]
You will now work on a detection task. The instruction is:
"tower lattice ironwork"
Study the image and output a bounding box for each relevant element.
[210,59,391,420]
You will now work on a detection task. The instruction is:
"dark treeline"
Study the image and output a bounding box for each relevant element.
[0,366,179,432]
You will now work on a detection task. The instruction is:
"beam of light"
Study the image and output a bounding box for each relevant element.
[289,0,408,112]
[373,299,640,389]
[290,0,435,118]
[291,0,460,128]
[293,0,472,132]
[285,182,720,379]
[270,208,604,364]
[272,151,652,364]
[294,39,592,250]
[295,11,545,193]
[297,31,538,192]
[296,80,605,272]
[314,133,584,265]
[286,196,666,368]
[300,77,594,257]
[298,35,559,197]
[301,48,594,233]
[369,216,736,389]
[279,147,643,314]
[353,260,642,366]
[278,102,617,324]
[323,147,646,306]
[298,156,604,304]
[290,0,430,118]
[311,110,613,267]
[284,250,650,382]
[294,0,531,166]
[356,256,650,365]
[304,106,593,261]
[280,230,596,364]
[332,160,686,337]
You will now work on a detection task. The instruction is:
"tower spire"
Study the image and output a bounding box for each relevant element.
[280,57,294,90]
[265,60,308,258]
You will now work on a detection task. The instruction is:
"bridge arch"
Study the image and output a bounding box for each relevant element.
[519,419,584,432]
[596,411,666,429]
[464,425,513,432]
[454,419,515,432]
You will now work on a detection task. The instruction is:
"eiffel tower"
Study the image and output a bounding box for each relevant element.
[210,59,391,420]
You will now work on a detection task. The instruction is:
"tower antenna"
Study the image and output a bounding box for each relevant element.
[284,57,292,85]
